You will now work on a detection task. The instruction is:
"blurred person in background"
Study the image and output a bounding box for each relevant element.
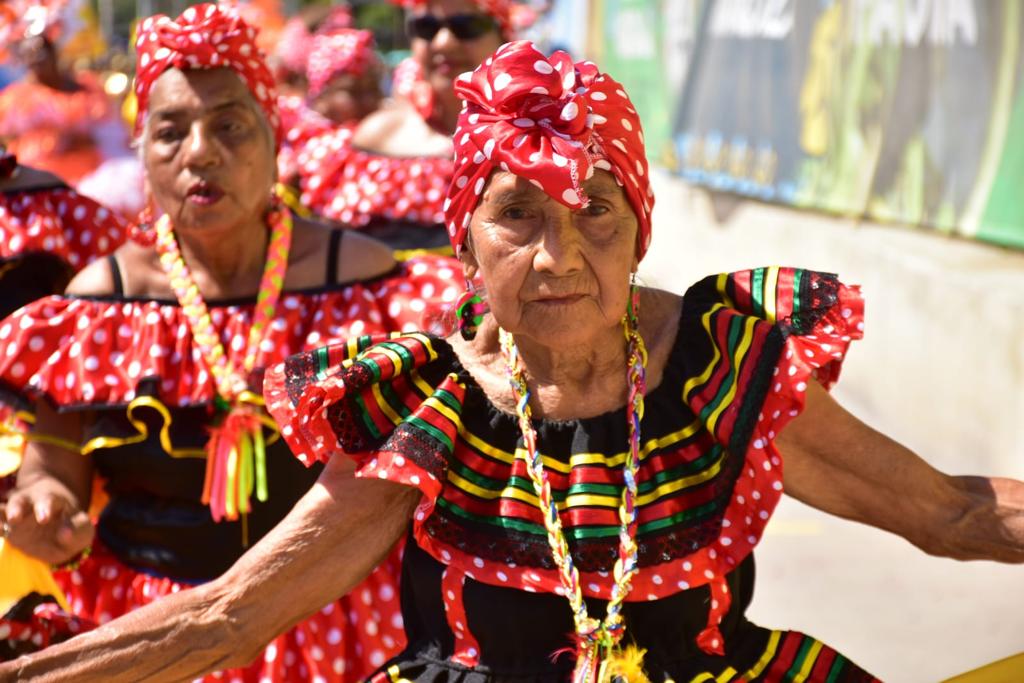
[294,0,535,253]
[0,0,128,187]
[277,22,385,192]
[0,4,463,679]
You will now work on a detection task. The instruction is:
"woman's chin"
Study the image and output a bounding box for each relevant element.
[513,307,621,349]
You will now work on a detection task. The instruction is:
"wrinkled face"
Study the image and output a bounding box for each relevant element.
[464,170,639,347]
[311,66,383,124]
[142,67,276,233]
[411,0,504,94]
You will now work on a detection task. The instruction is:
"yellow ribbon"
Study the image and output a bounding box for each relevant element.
[17,394,279,459]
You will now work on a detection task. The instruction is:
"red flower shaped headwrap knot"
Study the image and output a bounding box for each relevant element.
[134,3,281,147]
[443,41,654,260]
[306,28,379,98]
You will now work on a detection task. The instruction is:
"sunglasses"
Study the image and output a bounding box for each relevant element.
[406,13,499,41]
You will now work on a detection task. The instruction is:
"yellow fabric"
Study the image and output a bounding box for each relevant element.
[0,539,69,614]
[943,653,1024,683]
[0,431,23,477]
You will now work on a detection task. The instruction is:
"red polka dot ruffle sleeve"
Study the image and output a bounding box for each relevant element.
[295,126,453,228]
[0,189,128,271]
[0,255,463,413]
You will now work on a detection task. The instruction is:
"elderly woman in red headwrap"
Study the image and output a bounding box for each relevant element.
[0,4,464,679]
[276,27,384,190]
[295,0,533,252]
[4,40,1024,683]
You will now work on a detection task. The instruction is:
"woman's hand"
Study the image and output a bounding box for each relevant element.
[3,477,94,565]
[778,382,1024,563]
[4,400,95,564]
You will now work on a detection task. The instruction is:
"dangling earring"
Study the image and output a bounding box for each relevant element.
[129,199,157,247]
[627,272,640,330]
[455,282,487,341]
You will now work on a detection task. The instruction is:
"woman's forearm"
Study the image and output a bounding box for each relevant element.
[2,582,237,682]
[780,383,1024,563]
[1,457,420,682]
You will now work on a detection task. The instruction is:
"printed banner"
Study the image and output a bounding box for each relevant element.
[670,0,1024,250]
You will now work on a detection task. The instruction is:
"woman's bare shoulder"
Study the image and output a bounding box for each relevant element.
[287,217,396,288]
[64,241,149,297]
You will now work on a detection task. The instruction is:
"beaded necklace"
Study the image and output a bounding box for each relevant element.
[498,285,649,683]
[152,195,293,524]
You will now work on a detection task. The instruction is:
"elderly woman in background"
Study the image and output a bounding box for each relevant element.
[0,4,463,680]
[3,40,1023,683]
[277,27,385,190]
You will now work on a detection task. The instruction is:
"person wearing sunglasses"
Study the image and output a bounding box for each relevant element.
[293,0,532,253]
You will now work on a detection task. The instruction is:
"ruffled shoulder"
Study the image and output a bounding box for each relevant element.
[673,266,863,596]
[264,334,467,507]
[0,188,128,269]
[678,267,863,452]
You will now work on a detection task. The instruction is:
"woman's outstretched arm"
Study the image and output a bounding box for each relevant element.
[778,381,1024,563]
[0,455,420,683]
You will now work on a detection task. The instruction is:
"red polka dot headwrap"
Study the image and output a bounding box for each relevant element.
[306,28,379,98]
[443,41,654,260]
[133,3,281,147]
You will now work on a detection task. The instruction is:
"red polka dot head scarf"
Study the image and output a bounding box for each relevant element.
[306,28,379,98]
[133,3,281,147]
[443,40,654,260]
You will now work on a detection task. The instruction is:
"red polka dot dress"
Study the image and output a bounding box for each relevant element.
[292,59,453,250]
[0,251,466,681]
[277,95,338,188]
[0,185,128,316]
[264,268,881,682]
[295,129,453,238]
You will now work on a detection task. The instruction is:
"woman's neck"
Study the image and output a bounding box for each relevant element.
[175,219,269,299]
[468,318,630,420]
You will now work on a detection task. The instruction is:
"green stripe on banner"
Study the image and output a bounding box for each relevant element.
[450,460,506,492]
[521,476,614,502]
[436,496,555,537]
[751,268,766,320]
[444,495,624,540]
[378,380,412,422]
[362,357,383,382]
[636,447,721,495]
[636,499,722,534]
[379,340,417,370]
[433,388,463,413]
